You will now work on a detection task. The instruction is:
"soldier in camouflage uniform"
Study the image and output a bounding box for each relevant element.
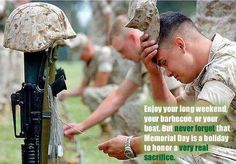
[59,33,133,137]
[64,15,183,164]
[195,0,236,41]
[0,1,23,111]
[0,1,8,110]
[138,12,236,163]
[88,0,112,46]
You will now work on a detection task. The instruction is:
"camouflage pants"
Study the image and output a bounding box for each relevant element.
[113,95,145,136]
[113,94,147,164]
[82,84,119,124]
[176,146,236,164]
[83,85,147,164]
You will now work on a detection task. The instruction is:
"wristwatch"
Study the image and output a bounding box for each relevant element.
[124,136,136,159]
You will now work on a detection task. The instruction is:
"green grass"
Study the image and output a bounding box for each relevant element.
[0,110,23,163]
[0,61,121,164]
[58,61,121,164]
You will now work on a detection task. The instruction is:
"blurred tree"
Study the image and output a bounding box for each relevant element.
[157,1,196,17]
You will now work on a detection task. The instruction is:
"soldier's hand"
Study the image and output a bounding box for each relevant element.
[140,33,160,75]
[98,135,128,160]
[63,123,83,140]
[57,91,67,101]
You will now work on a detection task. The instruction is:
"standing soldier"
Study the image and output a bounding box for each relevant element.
[0,0,7,110]
[88,0,112,46]
[0,0,25,111]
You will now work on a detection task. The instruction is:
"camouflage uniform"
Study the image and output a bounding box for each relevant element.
[180,34,236,163]
[115,62,182,164]
[195,0,236,41]
[88,0,112,46]
[82,46,132,114]
[114,62,147,137]
[117,62,182,136]
[0,1,23,110]
[0,33,9,109]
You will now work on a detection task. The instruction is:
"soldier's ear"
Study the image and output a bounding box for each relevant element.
[128,33,139,44]
[175,37,186,53]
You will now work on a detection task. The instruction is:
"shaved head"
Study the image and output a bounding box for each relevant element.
[159,12,201,48]
[109,15,142,45]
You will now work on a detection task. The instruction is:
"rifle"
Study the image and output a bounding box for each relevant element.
[11,47,66,163]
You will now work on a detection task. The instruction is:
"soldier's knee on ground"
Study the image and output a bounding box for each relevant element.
[82,87,95,103]
[82,87,102,111]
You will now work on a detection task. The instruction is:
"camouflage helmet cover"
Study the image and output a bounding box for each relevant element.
[126,0,160,40]
[3,2,76,52]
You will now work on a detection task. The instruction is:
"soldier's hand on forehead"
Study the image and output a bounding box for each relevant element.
[140,33,160,75]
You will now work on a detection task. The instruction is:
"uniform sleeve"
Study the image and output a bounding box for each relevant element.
[97,47,113,73]
[125,63,144,86]
[199,54,236,108]
[198,81,235,108]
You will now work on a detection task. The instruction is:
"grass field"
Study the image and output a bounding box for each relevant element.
[0,61,121,164]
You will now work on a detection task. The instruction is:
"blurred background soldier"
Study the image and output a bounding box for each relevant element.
[64,15,184,164]
[59,33,133,138]
[0,0,8,110]
[88,0,112,46]
[195,0,236,41]
[0,0,24,111]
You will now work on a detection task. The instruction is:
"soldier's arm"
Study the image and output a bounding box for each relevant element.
[97,99,212,160]
[80,79,139,131]
[98,135,142,160]
[140,34,177,104]
[71,79,89,96]
[149,72,177,104]
[92,72,110,87]
[64,79,139,136]
[58,79,88,101]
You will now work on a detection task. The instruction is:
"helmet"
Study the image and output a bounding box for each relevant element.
[126,0,160,40]
[3,2,76,52]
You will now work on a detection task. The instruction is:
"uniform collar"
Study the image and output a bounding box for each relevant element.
[208,33,226,62]
[189,33,223,86]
